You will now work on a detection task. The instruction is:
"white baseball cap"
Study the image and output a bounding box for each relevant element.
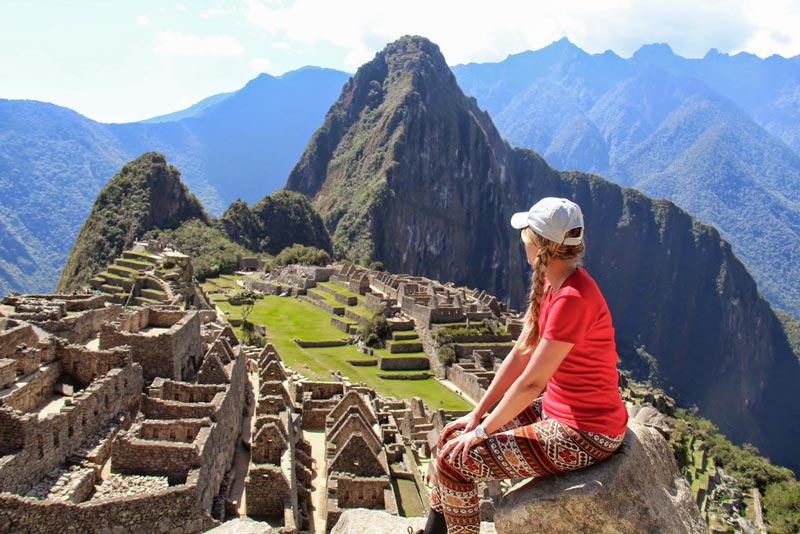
[510,197,584,246]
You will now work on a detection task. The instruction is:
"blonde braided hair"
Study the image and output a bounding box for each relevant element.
[519,226,585,352]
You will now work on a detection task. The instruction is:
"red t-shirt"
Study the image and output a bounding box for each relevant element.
[539,267,628,435]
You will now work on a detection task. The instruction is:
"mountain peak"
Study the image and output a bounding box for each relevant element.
[57,152,208,291]
[632,42,677,61]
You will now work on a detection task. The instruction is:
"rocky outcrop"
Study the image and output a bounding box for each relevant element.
[220,190,332,255]
[330,508,496,534]
[494,423,707,534]
[285,35,800,473]
[57,152,208,292]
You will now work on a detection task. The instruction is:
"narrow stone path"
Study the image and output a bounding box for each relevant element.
[229,370,257,515]
[305,430,328,534]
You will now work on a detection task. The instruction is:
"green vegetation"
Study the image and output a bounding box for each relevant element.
[220,190,332,256]
[273,244,331,267]
[763,481,800,534]
[154,220,249,281]
[667,408,798,530]
[57,152,208,291]
[776,310,800,362]
[359,314,392,347]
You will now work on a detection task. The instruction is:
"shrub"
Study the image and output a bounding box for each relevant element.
[274,244,331,267]
[360,314,392,347]
[438,345,456,366]
[763,480,800,534]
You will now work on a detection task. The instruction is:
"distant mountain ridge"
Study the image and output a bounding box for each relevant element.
[0,67,350,295]
[452,38,800,316]
[286,35,800,473]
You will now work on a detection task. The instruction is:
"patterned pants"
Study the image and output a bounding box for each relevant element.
[430,398,625,534]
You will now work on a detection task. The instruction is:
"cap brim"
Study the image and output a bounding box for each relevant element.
[510,212,529,229]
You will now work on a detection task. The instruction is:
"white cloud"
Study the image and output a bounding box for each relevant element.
[241,0,799,68]
[154,32,244,56]
[249,57,272,72]
[741,0,800,57]
[136,15,151,27]
[201,7,235,19]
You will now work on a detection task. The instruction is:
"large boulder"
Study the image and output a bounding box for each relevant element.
[330,509,496,533]
[494,422,707,534]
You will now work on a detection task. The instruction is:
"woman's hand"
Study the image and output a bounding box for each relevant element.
[441,410,481,441]
[438,428,486,466]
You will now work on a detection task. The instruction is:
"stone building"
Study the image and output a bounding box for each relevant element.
[0,285,249,533]
[245,344,314,532]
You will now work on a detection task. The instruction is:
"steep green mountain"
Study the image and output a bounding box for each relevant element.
[220,189,332,255]
[0,67,349,294]
[57,152,208,291]
[452,40,800,317]
[286,36,800,473]
[59,153,334,289]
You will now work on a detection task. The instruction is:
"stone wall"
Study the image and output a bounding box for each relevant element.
[294,340,348,348]
[336,475,390,509]
[111,426,207,484]
[0,364,143,494]
[56,343,131,388]
[0,359,15,389]
[0,323,39,357]
[1,362,62,412]
[330,316,355,333]
[245,464,291,519]
[100,310,203,383]
[0,473,215,534]
[155,380,227,403]
[447,364,491,404]
[141,395,219,420]
[454,343,513,359]
[34,305,122,344]
[8,294,107,312]
[377,355,429,371]
[196,350,246,511]
[296,381,345,400]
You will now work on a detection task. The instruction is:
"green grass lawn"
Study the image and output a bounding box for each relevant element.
[205,280,470,411]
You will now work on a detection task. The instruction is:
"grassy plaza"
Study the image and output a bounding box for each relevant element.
[202,276,472,411]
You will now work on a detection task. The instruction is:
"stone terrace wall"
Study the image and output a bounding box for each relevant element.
[0,364,143,494]
[447,364,490,404]
[0,471,215,534]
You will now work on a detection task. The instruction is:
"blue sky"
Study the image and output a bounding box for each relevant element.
[2,0,799,123]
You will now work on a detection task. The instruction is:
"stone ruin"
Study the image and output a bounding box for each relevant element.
[0,292,249,533]
[239,338,464,533]
[244,344,312,531]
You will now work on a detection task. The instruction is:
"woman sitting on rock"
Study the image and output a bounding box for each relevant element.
[421,197,629,534]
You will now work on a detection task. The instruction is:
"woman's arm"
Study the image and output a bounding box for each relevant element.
[439,338,573,464]
[481,338,572,434]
